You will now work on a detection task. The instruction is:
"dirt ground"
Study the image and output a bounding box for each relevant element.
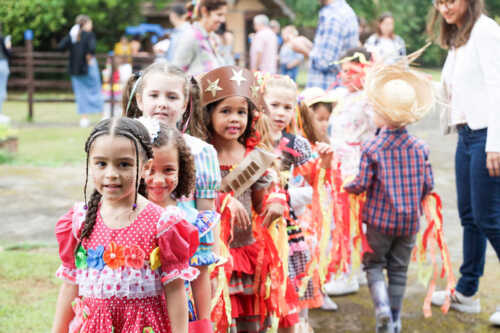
[0,111,499,332]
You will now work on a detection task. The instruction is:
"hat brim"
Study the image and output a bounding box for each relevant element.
[365,66,434,127]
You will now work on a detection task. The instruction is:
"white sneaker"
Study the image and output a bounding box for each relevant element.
[490,307,500,326]
[431,290,481,314]
[357,271,368,286]
[79,117,90,128]
[324,275,359,296]
[320,294,338,311]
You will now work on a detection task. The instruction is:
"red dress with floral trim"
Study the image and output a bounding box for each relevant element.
[55,202,199,333]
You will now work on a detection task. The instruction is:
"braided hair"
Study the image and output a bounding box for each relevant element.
[79,117,153,244]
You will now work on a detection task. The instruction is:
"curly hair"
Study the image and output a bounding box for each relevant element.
[152,124,196,199]
[123,61,201,132]
[188,96,257,146]
[79,117,153,249]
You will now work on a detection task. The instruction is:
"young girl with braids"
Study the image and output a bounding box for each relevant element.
[262,75,335,329]
[193,65,290,332]
[123,61,221,325]
[52,117,199,333]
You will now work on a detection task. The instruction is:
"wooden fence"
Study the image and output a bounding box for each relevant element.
[7,39,156,121]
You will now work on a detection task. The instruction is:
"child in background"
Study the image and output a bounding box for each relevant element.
[52,118,198,333]
[330,47,377,179]
[324,47,377,296]
[279,26,304,81]
[263,75,336,328]
[123,61,221,326]
[299,87,345,140]
[344,62,435,333]
[193,66,288,332]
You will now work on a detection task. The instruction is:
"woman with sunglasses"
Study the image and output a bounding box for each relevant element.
[427,0,500,326]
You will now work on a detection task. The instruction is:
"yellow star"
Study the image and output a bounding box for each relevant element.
[205,78,223,98]
[230,69,247,87]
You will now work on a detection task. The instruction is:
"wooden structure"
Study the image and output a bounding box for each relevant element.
[142,0,295,66]
[7,41,155,121]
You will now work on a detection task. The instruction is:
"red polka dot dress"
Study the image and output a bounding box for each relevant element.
[55,202,200,333]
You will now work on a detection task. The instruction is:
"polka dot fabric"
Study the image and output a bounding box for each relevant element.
[55,202,200,333]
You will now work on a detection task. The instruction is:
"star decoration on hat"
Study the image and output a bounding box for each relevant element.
[230,69,247,87]
[205,78,223,97]
[250,84,260,100]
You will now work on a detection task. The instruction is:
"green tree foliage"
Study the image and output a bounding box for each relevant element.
[0,0,144,53]
[284,0,500,67]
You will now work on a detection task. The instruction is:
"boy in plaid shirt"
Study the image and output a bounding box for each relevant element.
[344,64,435,333]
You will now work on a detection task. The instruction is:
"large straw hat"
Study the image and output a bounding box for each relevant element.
[364,46,435,128]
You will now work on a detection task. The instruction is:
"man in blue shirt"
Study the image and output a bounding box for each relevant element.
[299,0,359,90]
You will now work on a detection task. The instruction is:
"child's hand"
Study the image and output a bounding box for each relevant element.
[262,202,285,228]
[228,197,251,229]
[316,142,334,169]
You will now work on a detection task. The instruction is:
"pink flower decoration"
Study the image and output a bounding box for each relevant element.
[124,245,146,270]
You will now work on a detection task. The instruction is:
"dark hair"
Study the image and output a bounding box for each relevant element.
[79,118,153,246]
[311,102,333,114]
[298,101,329,144]
[376,12,395,39]
[122,71,142,118]
[340,46,372,63]
[427,0,485,49]
[187,0,227,21]
[152,124,195,199]
[189,97,256,145]
[123,61,201,132]
[171,2,187,17]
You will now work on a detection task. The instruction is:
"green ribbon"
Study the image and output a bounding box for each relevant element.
[75,245,88,269]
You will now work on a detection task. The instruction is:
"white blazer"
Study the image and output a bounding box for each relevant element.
[441,15,500,152]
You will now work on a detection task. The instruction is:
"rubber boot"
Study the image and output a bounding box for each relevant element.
[368,281,394,333]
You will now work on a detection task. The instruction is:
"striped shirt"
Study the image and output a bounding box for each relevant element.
[306,0,359,90]
[344,127,434,236]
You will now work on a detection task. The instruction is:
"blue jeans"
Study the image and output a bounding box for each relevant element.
[280,64,299,81]
[455,125,500,297]
[0,59,9,114]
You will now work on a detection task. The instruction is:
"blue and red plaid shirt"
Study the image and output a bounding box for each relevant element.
[344,127,434,236]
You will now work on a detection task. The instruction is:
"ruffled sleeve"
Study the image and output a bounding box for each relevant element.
[156,206,200,285]
[55,202,86,284]
[194,144,222,200]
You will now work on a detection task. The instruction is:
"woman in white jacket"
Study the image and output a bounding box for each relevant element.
[427,0,500,326]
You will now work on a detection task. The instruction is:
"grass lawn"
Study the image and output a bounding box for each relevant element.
[0,246,60,332]
[1,100,102,166]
